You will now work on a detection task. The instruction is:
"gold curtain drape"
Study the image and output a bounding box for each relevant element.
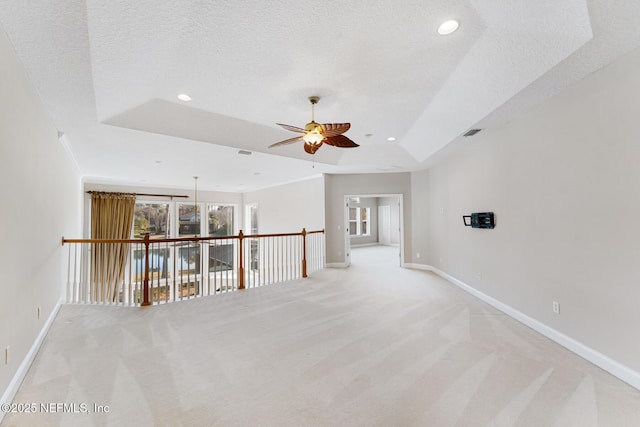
[90,192,136,302]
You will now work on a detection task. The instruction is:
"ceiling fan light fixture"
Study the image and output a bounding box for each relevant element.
[303,121,325,145]
[303,134,324,145]
[438,20,459,35]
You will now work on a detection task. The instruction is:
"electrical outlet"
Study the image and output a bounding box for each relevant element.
[553,301,560,314]
[476,272,482,280]
[440,207,444,215]
[416,252,421,259]
[439,257,444,264]
[5,346,9,365]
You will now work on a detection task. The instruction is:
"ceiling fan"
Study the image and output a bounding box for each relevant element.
[269,96,359,155]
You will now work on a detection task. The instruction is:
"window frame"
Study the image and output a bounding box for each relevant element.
[349,206,370,237]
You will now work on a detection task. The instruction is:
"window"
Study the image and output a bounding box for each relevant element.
[208,205,234,237]
[178,203,201,237]
[208,205,235,272]
[349,207,370,236]
[245,204,259,269]
[132,203,171,282]
[176,203,201,286]
[246,204,258,234]
[126,199,238,301]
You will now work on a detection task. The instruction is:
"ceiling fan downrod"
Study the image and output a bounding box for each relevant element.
[308,96,320,121]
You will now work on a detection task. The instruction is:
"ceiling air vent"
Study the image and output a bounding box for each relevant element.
[238,150,252,155]
[463,129,482,137]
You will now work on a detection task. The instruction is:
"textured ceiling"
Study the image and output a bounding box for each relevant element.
[1,0,640,191]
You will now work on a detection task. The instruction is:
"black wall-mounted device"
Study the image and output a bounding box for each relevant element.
[463,212,495,229]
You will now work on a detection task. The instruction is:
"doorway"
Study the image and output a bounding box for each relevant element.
[344,194,403,267]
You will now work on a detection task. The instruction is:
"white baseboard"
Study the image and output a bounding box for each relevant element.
[406,263,640,391]
[403,262,433,271]
[326,262,349,268]
[0,299,64,423]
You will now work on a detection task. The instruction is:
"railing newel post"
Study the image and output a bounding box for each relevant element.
[302,228,308,278]
[238,230,245,290]
[141,232,151,306]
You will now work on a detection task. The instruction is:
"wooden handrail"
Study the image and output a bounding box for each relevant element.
[61,229,325,245]
[306,229,325,235]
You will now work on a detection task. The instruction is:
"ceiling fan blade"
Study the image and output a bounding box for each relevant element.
[324,134,359,148]
[268,136,304,148]
[277,123,306,133]
[321,123,351,137]
[304,142,322,154]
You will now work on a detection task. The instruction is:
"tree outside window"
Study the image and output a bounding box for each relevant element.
[133,203,170,239]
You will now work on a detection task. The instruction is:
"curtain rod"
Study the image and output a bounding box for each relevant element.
[86,191,189,199]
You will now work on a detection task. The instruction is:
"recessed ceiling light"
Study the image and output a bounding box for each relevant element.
[177,93,192,102]
[387,137,396,141]
[438,20,459,35]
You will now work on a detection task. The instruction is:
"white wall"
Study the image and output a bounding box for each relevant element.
[0,27,82,407]
[324,173,411,265]
[242,176,325,234]
[410,170,430,263]
[412,46,640,376]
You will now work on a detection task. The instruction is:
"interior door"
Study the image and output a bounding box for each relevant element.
[378,205,391,246]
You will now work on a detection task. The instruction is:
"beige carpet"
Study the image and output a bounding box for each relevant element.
[3,246,640,426]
